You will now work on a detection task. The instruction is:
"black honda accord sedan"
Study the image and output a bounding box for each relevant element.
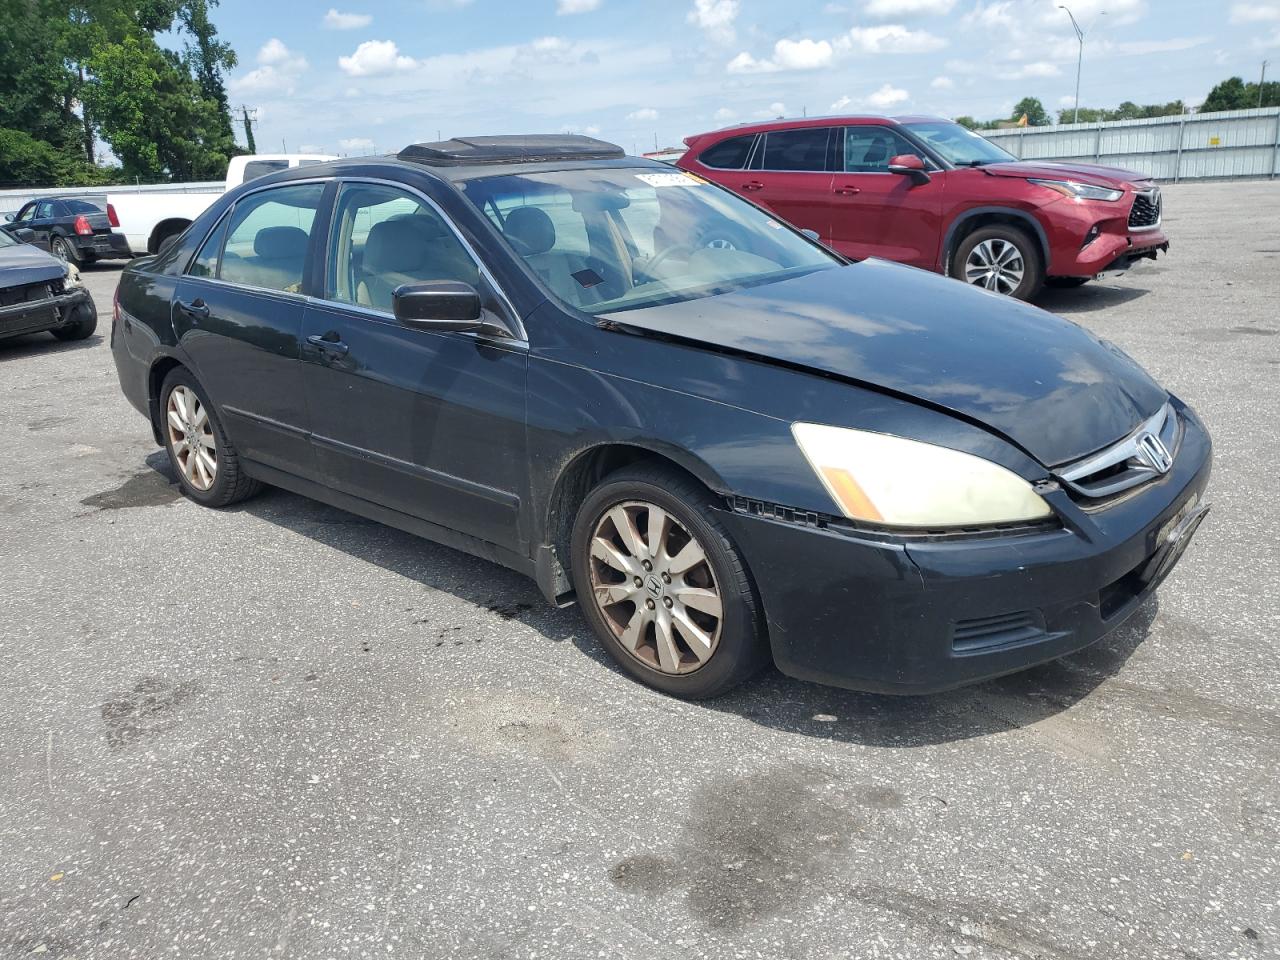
[110,135,1211,699]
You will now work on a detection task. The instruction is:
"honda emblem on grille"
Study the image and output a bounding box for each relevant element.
[1135,432,1173,473]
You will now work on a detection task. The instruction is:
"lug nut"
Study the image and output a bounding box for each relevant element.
[634,576,643,587]
[646,598,656,610]
[642,559,652,571]
[661,572,671,584]
[663,597,673,608]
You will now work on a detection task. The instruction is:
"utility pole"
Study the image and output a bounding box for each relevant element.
[240,105,258,153]
[1059,5,1106,123]
[1262,60,1270,109]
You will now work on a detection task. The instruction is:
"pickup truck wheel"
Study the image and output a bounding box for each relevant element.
[953,225,1043,300]
[50,302,97,341]
[570,463,768,699]
[51,235,80,266]
[160,368,262,507]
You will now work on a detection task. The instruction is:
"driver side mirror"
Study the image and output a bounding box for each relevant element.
[3,213,14,222]
[393,280,484,332]
[14,227,36,243]
[888,154,931,185]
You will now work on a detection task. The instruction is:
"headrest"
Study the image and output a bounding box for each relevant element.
[364,215,447,274]
[503,206,556,256]
[254,225,309,260]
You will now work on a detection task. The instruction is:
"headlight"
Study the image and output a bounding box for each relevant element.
[63,264,84,287]
[1027,178,1124,202]
[791,422,1053,529]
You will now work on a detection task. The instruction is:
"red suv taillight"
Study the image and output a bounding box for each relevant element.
[73,214,93,236]
[107,203,120,227]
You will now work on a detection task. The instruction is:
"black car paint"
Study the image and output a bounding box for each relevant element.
[0,238,95,341]
[2,198,130,261]
[110,156,1211,693]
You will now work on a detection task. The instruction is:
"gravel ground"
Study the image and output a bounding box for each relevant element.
[1,180,1277,960]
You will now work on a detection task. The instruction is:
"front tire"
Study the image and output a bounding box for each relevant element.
[50,302,97,341]
[570,463,768,699]
[952,225,1044,300]
[160,367,262,507]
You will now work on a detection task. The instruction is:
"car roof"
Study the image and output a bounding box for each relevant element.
[686,114,950,142]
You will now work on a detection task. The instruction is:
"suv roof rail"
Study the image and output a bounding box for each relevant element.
[397,134,625,166]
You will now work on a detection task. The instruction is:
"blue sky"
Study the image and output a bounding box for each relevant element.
[212,0,1280,157]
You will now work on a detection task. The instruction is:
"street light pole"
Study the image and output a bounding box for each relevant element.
[1262,61,1270,109]
[1059,6,1105,124]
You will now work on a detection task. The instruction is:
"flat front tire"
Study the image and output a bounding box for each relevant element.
[50,302,97,341]
[160,367,261,507]
[953,225,1044,300]
[570,463,768,699]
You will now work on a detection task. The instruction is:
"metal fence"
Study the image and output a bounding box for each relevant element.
[0,180,222,216]
[983,107,1280,181]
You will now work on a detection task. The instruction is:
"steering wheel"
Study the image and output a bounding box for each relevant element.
[642,243,695,276]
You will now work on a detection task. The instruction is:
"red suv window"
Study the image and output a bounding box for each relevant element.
[699,134,756,170]
[758,128,834,172]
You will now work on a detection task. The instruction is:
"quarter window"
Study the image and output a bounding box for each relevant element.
[217,184,323,292]
[187,213,231,279]
[698,135,756,170]
[326,183,480,312]
[759,128,833,172]
[842,127,925,173]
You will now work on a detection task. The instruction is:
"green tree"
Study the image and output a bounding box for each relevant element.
[1202,76,1250,112]
[0,1,84,158]
[953,115,978,130]
[1010,97,1051,127]
[0,127,118,186]
[177,0,238,143]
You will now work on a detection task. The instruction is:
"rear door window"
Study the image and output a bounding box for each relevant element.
[759,128,833,172]
[215,184,324,292]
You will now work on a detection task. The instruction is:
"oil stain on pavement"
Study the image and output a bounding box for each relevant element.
[609,766,902,930]
[100,677,203,748]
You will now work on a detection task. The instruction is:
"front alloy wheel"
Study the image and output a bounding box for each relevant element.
[166,384,217,491]
[588,500,723,675]
[964,238,1026,294]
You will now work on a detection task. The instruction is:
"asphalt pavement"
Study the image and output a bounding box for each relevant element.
[1,180,1277,960]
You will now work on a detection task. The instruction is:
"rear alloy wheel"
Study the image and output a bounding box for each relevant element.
[51,236,80,266]
[159,368,262,507]
[570,464,768,699]
[953,225,1043,300]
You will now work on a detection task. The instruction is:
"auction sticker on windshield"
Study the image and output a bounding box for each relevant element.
[635,172,707,187]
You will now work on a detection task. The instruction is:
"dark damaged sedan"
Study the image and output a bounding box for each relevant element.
[0,227,97,344]
[109,135,1211,699]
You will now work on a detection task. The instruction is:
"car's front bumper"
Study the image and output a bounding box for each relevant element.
[718,406,1212,694]
[0,285,94,340]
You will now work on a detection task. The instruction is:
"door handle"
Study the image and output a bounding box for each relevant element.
[177,297,210,320]
[741,180,765,191]
[307,333,350,356]
[833,185,861,196]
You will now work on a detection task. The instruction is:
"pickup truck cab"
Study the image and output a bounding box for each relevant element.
[108,154,336,256]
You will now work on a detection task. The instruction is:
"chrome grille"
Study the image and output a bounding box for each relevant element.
[1128,187,1162,230]
[1056,403,1179,500]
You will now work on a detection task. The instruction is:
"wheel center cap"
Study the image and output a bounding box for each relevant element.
[645,575,663,599]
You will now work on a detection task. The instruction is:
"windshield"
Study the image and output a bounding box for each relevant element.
[903,121,1016,167]
[460,167,839,315]
[0,228,18,248]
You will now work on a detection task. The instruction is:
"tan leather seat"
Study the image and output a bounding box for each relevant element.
[223,225,309,291]
[502,206,606,309]
[356,215,479,312]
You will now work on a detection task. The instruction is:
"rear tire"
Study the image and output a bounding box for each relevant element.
[160,367,262,507]
[952,224,1044,300]
[570,462,768,699]
[51,235,81,267]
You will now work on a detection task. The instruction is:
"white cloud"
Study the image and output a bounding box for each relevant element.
[299,143,325,153]
[1002,61,1060,79]
[866,83,910,108]
[930,75,954,89]
[626,107,659,121]
[1231,3,1280,21]
[339,137,375,151]
[687,0,740,43]
[728,37,833,73]
[229,39,309,95]
[338,40,417,76]
[843,24,947,53]
[557,0,600,12]
[752,101,787,118]
[864,0,955,16]
[323,8,372,29]
[1057,94,1078,107]
[714,106,738,121]
[830,95,852,110]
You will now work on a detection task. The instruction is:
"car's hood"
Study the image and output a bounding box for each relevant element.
[982,160,1151,187]
[603,260,1168,467]
[0,242,66,287]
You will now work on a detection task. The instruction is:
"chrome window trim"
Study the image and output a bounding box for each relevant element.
[316,176,527,343]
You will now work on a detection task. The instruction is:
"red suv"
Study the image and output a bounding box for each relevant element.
[678,115,1168,300]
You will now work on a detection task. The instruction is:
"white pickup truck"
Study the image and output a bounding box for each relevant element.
[109,154,335,256]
